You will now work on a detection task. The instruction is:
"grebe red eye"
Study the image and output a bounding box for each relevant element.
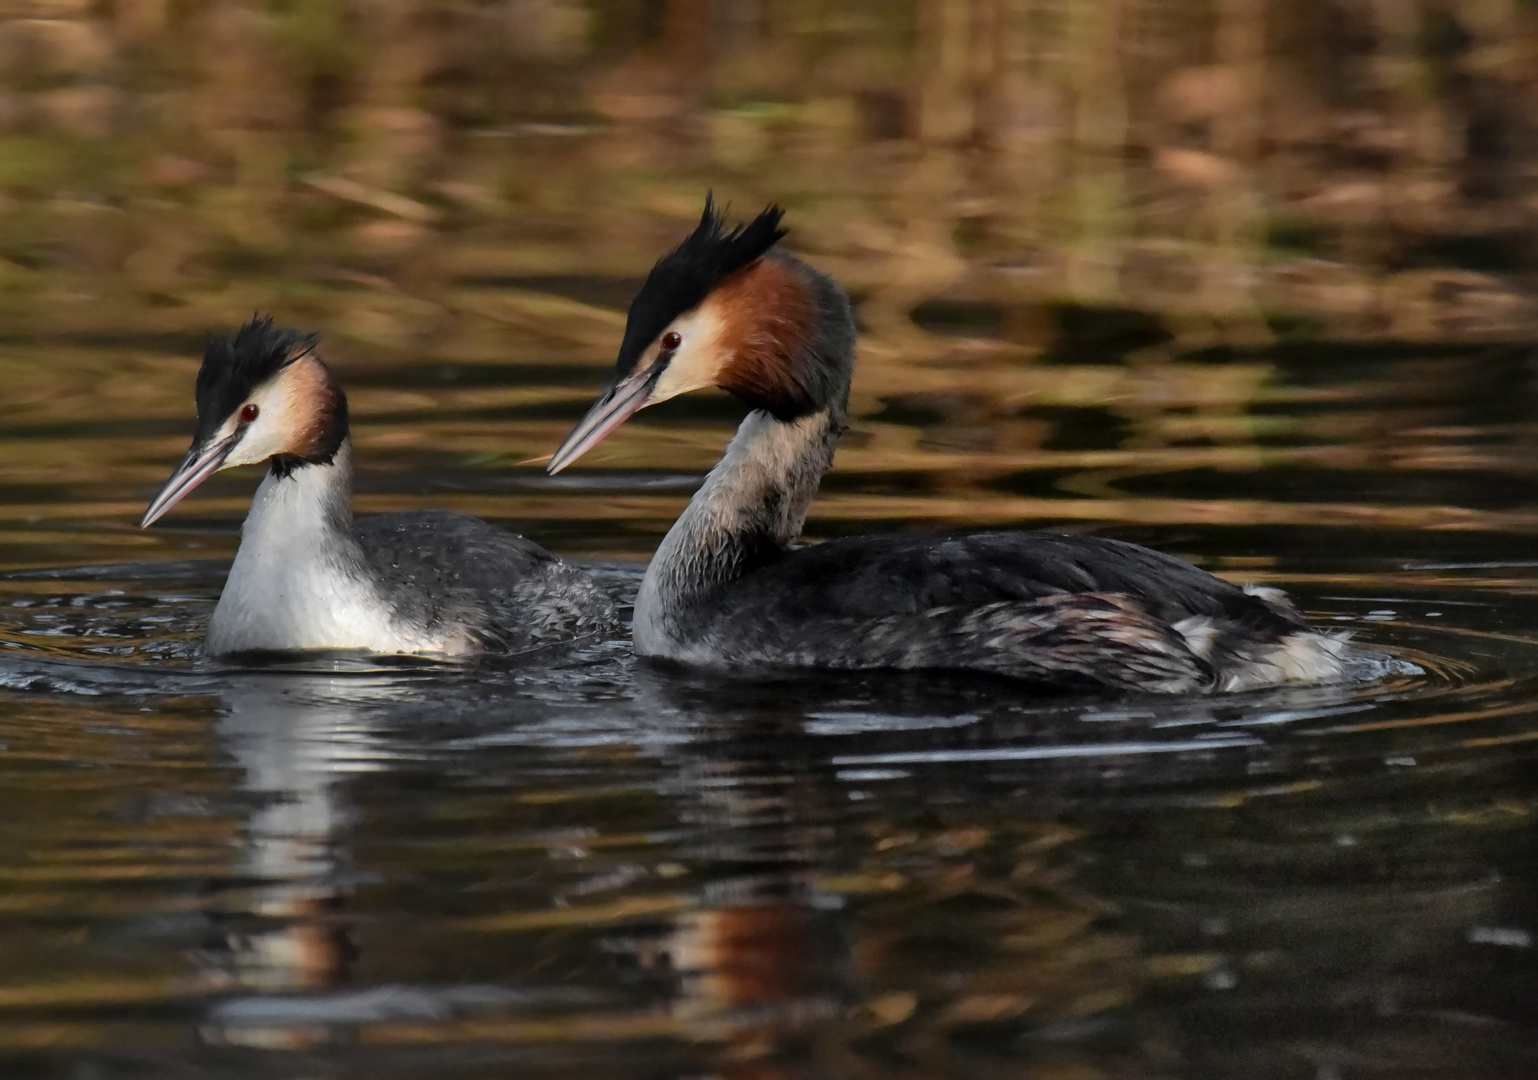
[661,331,682,351]
[239,403,259,424]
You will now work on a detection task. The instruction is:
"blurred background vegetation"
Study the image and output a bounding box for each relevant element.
[0,0,1534,354]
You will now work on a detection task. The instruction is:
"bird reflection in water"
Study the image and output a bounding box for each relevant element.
[196,669,398,1050]
[179,661,1153,1074]
[598,671,1139,1077]
[627,760,845,1012]
[602,692,853,1068]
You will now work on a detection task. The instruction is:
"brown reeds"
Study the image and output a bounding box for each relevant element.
[0,0,1527,349]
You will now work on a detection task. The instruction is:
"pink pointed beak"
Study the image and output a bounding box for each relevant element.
[546,372,656,475]
[140,431,242,528]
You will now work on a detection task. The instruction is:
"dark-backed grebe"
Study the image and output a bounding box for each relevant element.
[143,317,617,657]
[545,197,1350,694]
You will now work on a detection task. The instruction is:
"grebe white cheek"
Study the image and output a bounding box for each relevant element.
[142,317,619,658]
[544,195,1354,694]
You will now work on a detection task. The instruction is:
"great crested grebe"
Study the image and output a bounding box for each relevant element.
[545,197,1352,693]
[143,317,617,657]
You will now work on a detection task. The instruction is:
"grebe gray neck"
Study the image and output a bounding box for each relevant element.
[632,254,855,654]
[634,406,841,653]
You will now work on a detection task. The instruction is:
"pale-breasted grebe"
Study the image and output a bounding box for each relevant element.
[143,317,617,657]
[545,197,1351,693]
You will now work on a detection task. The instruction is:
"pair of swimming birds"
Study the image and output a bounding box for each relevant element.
[142,197,1351,695]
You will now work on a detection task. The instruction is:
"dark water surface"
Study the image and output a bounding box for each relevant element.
[2,331,1538,1079]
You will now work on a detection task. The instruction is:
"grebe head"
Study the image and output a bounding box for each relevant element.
[547,194,852,474]
[140,317,349,527]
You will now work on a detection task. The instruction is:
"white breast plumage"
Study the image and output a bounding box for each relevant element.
[205,461,449,655]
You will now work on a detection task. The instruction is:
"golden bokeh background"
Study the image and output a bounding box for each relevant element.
[0,0,1530,342]
[1,0,1536,567]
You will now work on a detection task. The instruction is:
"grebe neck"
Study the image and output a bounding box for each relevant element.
[206,439,394,655]
[245,439,356,545]
[634,405,842,651]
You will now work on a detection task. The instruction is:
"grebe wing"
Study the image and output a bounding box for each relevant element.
[355,511,619,648]
[355,510,556,583]
[690,532,1336,691]
[728,530,1306,630]
[695,587,1214,693]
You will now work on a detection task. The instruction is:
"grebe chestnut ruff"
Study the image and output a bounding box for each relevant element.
[547,197,1352,693]
[143,317,617,657]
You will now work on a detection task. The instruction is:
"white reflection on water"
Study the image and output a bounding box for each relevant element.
[201,673,403,1048]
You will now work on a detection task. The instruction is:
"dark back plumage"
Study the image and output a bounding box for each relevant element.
[352,510,619,650]
[193,317,319,447]
[616,194,787,378]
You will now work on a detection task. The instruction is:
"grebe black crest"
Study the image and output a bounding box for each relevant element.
[618,194,787,380]
[144,317,618,657]
[545,198,1354,694]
